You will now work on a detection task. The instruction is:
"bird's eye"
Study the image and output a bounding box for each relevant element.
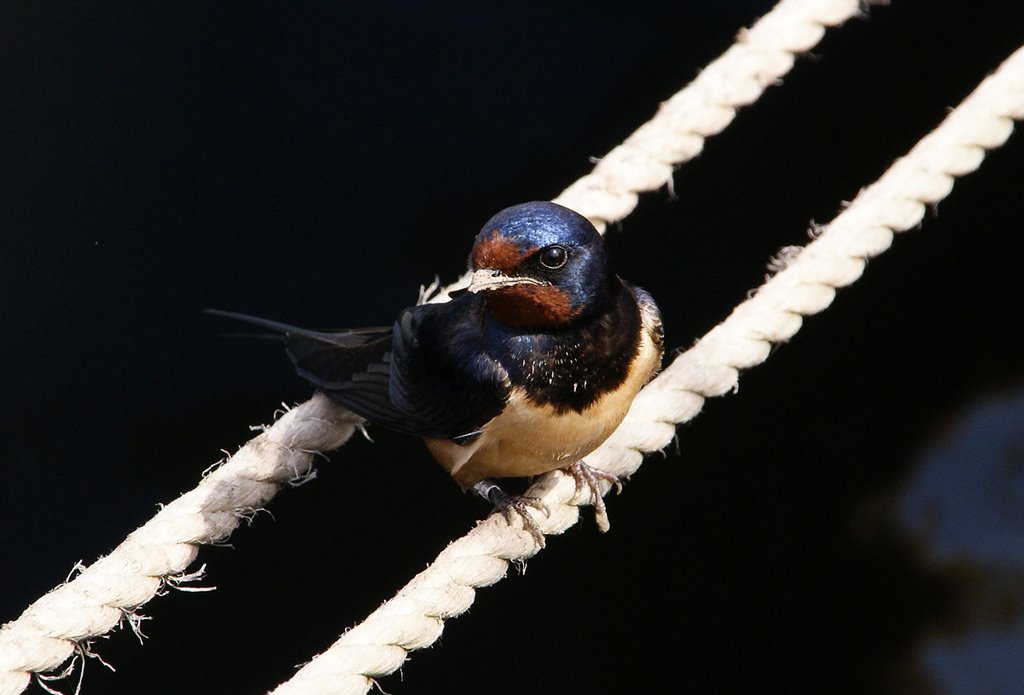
[538,245,567,269]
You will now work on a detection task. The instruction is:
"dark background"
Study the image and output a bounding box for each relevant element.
[3,1,1024,693]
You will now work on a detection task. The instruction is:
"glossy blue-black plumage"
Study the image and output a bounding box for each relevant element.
[272,294,508,441]
[212,201,661,464]
[473,201,613,320]
[482,284,644,413]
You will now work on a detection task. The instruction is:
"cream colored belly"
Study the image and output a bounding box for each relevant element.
[425,322,662,489]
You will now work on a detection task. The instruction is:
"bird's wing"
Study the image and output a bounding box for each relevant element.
[283,327,399,425]
[207,304,508,441]
[206,308,398,421]
[381,302,509,440]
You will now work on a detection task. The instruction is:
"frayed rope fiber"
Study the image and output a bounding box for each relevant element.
[0,396,361,695]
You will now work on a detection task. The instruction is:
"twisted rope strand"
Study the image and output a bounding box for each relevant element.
[0,395,360,695]
[0,3,861,692]
[269,45,1024,695]
[426,0,864,305]
[552,0,865,231]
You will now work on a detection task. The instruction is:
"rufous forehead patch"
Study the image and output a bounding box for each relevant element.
[472,230,535,271]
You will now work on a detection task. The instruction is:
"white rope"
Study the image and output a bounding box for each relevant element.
[268,44,1024,695]
[0,395,360,695]
[4,2,1017,693]
[553,0,866,231]
[426,0,865,305]
[0,3,861,692]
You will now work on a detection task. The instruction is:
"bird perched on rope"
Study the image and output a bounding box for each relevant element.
[210,201,663,541]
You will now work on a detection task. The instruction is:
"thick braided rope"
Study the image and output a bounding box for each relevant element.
[0,395,360,695]
[269,45,1024,695]
[427,0,864,305]
[0,2,859,692]
[553,0,864,231]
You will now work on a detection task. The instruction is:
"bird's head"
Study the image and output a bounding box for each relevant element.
[464,201,613,329]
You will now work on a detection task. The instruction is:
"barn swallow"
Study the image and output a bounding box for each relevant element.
[210,201,663,541]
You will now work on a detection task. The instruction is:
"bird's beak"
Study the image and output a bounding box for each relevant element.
[462,268,547,294]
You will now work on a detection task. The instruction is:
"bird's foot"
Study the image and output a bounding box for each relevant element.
[472,479,549,546]
[565,461,622,533]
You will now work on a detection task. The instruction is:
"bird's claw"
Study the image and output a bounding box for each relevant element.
[566,461,621,533]
[472,480,548,546]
